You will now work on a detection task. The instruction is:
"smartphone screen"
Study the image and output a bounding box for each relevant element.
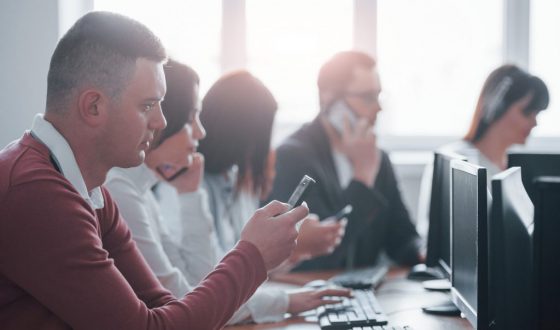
[333,204,353,221]
[287,175,316,209]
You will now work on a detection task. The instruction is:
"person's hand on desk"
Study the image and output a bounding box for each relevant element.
[288,287,352,314]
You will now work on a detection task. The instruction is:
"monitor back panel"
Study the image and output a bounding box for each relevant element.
[533,177,560,330]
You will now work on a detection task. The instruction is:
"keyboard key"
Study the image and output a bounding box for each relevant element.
[318,289,388,329]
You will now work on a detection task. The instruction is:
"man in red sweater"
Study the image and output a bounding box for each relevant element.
[0,11,308,329]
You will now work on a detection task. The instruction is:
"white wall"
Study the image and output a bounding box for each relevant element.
[0,0,91,147]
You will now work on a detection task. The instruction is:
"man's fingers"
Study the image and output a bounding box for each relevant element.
[316,288,352,298]
[259,200,291,218]
[306,213,320,222]
[276,202,309,225]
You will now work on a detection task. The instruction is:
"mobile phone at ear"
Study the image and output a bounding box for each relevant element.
[156,164,189,182]
[327,99,358,135]
[333,204,353,221]
[287,175,316,209]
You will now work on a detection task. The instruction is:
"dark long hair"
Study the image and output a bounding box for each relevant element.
[152,58,199,148]
[199,71,277,193]
[465,65,549,142]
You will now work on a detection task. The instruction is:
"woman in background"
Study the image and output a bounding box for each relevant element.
[106,59,349,325]
[459,64,549,174]
[416,64,549,237]
[197,71,346,268]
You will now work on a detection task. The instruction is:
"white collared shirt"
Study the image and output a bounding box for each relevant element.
[332,148,381,189]
[107,165,289,324]
[31,114,104,209]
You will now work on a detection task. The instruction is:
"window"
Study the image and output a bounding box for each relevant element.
[376,0,503,137]
[94,0,221,94]
[94,0,557,144]
[530,0,560,137]
[245,0,353,144]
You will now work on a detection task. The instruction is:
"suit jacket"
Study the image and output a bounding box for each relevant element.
[267,116,421,270]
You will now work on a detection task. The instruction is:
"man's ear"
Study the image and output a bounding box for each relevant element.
[77,89,108,127]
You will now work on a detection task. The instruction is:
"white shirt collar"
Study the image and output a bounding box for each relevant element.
[31,114,105,209]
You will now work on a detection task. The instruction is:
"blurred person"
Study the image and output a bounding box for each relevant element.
[197,70,346,268]
[267,51,422,271]
[416,64,550,237]
[106,61,350,325]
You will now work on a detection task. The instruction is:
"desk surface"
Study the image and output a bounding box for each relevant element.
[226,267,472,330]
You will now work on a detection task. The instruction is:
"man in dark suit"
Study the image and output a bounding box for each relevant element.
[268,51,422,270]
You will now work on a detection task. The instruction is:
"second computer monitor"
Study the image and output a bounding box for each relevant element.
[450,160,488,328]
[490,167,534,330]
[533,176,560,330]
[507,152,560,203]
[425,150,467,277]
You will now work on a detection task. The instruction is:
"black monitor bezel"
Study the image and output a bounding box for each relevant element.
[425,150,468,278]
[507,151,560,204]
[533,176,560,330]
[490,167,534,329]
[450,159,488,328]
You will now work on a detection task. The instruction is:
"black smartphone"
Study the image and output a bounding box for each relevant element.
[287,175,316,209]
[333,204,353,221]
[156,164,189,182]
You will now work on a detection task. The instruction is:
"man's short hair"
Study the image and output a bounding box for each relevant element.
[46,11,167,113]
[317,51,376,109]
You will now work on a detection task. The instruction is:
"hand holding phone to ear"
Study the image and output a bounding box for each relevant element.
[326,99,380,187]
[163,153,205,194]
[338,116,380,188]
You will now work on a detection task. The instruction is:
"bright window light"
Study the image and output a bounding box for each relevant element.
[245,0,353,144]
[530,0,560,137]
[94,0,221,94]
[377,0,503,137]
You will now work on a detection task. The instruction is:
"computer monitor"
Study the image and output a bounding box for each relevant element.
[533,176,560,330]
[507,152,560,204]
[450,160,488,328]
[425,150,468,278]
[489,167,534,330]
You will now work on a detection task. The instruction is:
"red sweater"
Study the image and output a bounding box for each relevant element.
[0,133,267,329]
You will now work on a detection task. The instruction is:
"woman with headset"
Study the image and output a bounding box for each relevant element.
[416,64,549,238]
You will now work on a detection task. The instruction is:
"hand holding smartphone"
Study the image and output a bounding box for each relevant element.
[333,204,353,221]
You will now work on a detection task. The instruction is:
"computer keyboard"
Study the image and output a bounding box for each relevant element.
[329,265,389,289]
[317,289,389,329]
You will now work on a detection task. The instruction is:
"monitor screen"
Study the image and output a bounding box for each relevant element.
[507,152,560,204]
[533,176,560,330]
[490,167,533,329]
[426,150,467,277]
[450,160,488,328]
